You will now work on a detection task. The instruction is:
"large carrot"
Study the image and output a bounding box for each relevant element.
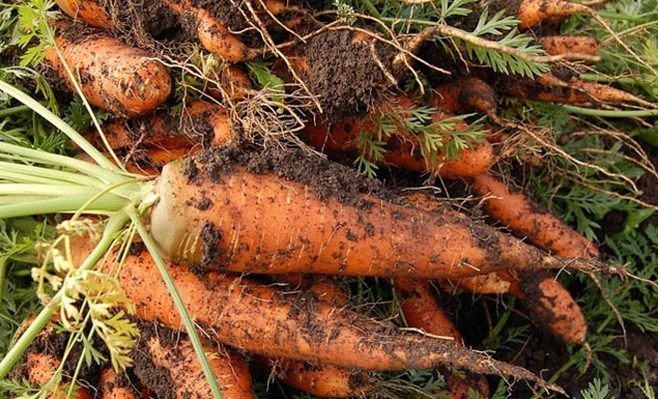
[44,23,172,117]
[146,148,604,279]
[67,238,559,391]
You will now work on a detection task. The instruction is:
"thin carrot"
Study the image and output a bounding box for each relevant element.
[55,0,113,29]
[44,23,172,117]
[162,0,259,62]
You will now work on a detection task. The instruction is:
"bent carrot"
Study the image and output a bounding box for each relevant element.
[56,0,113,29]
[44,23,171,117]
[163,0,259,62]
[147,149,602,280]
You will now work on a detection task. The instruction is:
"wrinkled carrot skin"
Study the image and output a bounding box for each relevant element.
[163,0,258,62]
[136,331,254,399]
[44,29,172,117]
[539,36,601,56]
[150,158,572,280]
[302,95,496,179]
[56,0,113,28]
[99,368,136,399]
[516,0,590,30]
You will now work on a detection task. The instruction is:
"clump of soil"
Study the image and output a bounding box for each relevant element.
[301,30,400,121]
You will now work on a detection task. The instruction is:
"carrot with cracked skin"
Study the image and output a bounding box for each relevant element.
[301,94,496,179]
[67,239,558,391]
[163,0,259,62]
[146,148,605,280]
[44,23,171,117]
[133,322,254,399]
[56,0,112,28]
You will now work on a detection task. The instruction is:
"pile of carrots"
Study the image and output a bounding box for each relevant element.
[5,0,653,397]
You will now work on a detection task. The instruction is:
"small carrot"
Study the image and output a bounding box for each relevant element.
[539,36,601,57]
[515,0,591,30]
[99,367,137,399]
[56,0,113,29]
[133,321,254,399]
[162,0,259,62]
[431,77,499,120]
[44,22,171,117]
[207,65,254,101]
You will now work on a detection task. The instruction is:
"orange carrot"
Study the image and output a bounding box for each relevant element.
[56,0,113,28]
[539,36,601,56]
[163,0,259,62]
[302,94,496,179]
[99,368,136,399]
[146,149,602,280]
[207,65,254,101]
[431,77,498,119]
[515,0,590,30]
[44,23,171,117]
[133,322,254,399]
[70,239,556,389]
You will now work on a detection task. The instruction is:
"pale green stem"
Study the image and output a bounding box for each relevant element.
[0,184,113,197]
[0,169,71,185]
[0,195,127,219]
[0,80,118,170]
[0,162,109,188]
[0,211,130,379]
[561,105,658,118]
[128,208,224,399]
[0,196,45,206]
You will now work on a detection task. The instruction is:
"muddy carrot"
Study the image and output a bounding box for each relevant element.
[539,36,601,57]
[56,0,113,28]
[515,0,590,30]
[44,23,171,117]
[99,367,136,399]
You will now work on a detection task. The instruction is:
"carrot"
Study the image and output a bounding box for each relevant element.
[99,367,137,399]
[468,172,599,258]
[207,65,254,101]
[539,36,601,57]
[394,278,491,399]
[133,321,254,399]
[515,0,590,30]
[86,100,234,152]
[146,148,603,280]
[440,271,511,295]
[56,0,113,29]
[44,23,172,117]
[68,238,558,390]
[302,94,497,179]
[431,77,499,120]
[162,0,259,62]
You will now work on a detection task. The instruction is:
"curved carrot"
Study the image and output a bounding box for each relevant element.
[163,0,259,62]
[56,0,113,28]
[147,151,600,280]
[44,23,171,116]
